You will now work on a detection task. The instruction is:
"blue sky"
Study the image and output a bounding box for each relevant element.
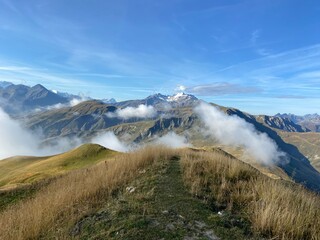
[0,0,319,115]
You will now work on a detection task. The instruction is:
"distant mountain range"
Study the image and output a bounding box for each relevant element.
[21,89,320,192]
[0,81,120,115]
[0,83,69,114]
[1,81,317,133]
[50,89,84,101]
[113,92,199,109]
[0,81,13,88]
[25,92,200,140]
[256,115,308,132]
[2,82,320,191]
[276,113,320,132]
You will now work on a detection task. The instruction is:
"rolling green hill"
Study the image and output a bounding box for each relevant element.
[0,144,117,189]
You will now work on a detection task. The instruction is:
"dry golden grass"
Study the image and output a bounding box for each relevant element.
[0,146,174,240]
[181,150,320,240]
[1,146,319,239]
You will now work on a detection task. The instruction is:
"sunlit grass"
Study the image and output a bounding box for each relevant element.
[181,150,320,239]
[0,146,173,240]
[1,146,319,239]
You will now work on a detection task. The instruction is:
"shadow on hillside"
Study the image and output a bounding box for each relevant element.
[227,109,320,192]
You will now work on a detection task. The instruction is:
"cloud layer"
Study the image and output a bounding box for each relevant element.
[195,102,285,165]
[0,107,40,159]
[154,132,191,148]
[0,107,83,159]
[91,131,130,152]
[106,104,157,120]
[180,82,260,96]
[0,106,135,159]
[34,96,88,112]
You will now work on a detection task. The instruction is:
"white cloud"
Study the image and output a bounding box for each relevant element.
[154,132,191,148]
[33,96,88,113]
[184,82,260,96]
[0,107,82,159]
[176,85,186,92]
[106,104,157,120]
[194,102,286,165]
[0,107,39,159]
[91,131,130,152]
[0,106,134,159]
[69,97,87,107]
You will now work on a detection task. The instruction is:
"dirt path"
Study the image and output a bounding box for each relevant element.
[72,156,250,239]
[152,155,219,239]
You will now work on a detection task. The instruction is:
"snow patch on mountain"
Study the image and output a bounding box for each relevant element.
[167,92,197,102]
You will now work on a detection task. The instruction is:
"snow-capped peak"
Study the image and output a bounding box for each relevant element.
[167,92,196,102]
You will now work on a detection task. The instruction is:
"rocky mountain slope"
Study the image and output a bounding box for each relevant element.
[114,92,199,109]
[256,115,308,132]
[0,83,69,114]
[278,131,320,172]
[25,93,199,138]
[0,81,13,88]
[26,100,121,138]
[23,96,320,192]
[276,113,320,132]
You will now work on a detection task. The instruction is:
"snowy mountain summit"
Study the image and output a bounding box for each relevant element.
[167,92,198,102]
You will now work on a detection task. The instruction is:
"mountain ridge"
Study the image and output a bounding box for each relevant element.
[276,113,320,132]
[0,83,69,115]
[0,83,319,192]
[1,145,319,239]
[23,98,320,192]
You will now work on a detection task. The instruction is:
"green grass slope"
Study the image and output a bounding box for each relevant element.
[0,144,117,189]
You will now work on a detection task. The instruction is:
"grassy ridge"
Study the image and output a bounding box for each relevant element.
[0,146,173,240]
[0,146,319,239]
[181,150,320,239]
[0,144,116,189]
